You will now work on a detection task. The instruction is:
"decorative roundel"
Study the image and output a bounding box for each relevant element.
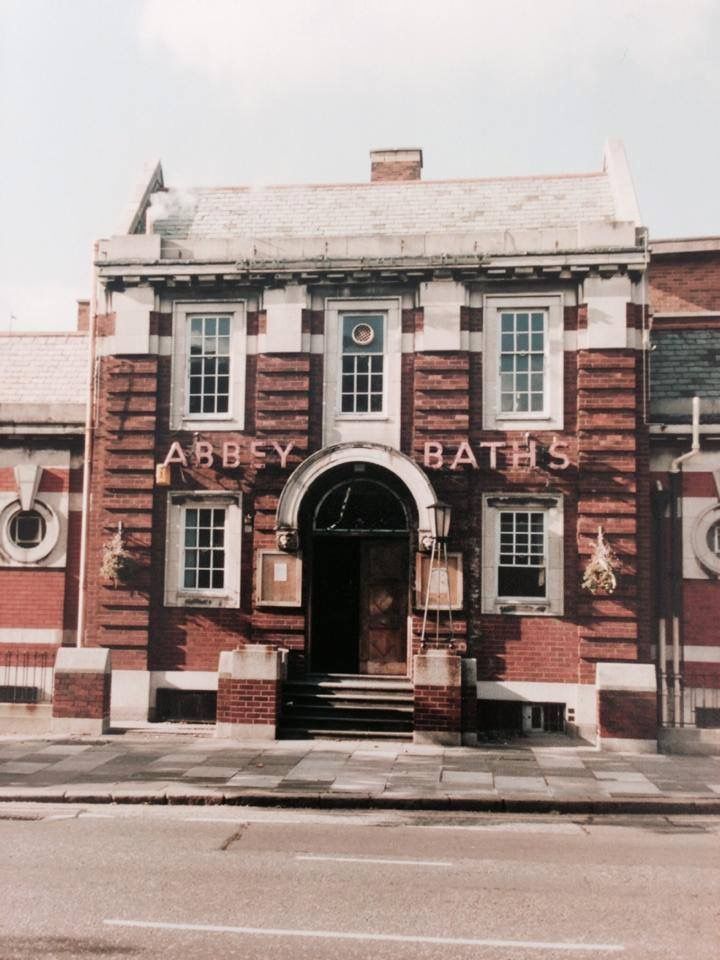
[351,322,375,346]
[691,504,720,577]
[0,499,59,564]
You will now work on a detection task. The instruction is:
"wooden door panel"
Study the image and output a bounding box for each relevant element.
[360,540,408,675]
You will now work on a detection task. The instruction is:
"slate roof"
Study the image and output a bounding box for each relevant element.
[0,334,88,424]
[148,172,618,241]
[650,328,720,422]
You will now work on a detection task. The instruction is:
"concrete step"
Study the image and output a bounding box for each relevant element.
[278,726,413,741]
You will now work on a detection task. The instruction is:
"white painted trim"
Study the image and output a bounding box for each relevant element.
[164,493,242,608]
[477,680,596,727]
[480,494,564,616]
[603,138,642,225]
[649,450,720,472]
[0,491,68,569]
[323,298,401,448]
[482,294,564,432]
[150,670,219,692]
[596,662,655,691]
[276,441,437,544]
[682,645,720,663]
[0,628,62,644]
[170,300,247,432]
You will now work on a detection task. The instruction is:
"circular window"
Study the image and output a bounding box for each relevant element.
[0,500,59,564]
[692,504,720,576]
[9,510,46,548]
[708,521,720,558]
[351,322,375,347]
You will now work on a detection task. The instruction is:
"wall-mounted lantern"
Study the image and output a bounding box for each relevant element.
[420,501,455,650]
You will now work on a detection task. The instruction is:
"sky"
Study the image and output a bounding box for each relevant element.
[1,0,718,332]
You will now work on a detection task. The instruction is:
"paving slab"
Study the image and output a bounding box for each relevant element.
[1,731,720,812]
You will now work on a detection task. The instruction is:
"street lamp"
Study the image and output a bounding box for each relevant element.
[420,501,454,650]
[429,501,451,543]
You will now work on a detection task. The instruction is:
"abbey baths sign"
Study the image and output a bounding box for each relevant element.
[161,437,571,473]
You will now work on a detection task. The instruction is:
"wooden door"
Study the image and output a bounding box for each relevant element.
[359,540,408,675]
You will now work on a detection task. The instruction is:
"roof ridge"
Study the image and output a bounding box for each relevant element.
[173,171,608,193]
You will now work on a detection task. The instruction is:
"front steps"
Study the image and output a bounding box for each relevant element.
[280,673,414,740]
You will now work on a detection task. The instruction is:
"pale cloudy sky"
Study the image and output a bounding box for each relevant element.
[1,0,718,331]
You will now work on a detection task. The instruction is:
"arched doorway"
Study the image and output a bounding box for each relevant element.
[304,467,412,675]
[276,442,440,677]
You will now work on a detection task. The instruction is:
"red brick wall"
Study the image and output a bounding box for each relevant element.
[52,671,111,720]
[84,355,158,669]
[216,676,280,725]
[414,683,461,733]
[598,690,656,740]
[0,571,66,629]
[650,252,720,313]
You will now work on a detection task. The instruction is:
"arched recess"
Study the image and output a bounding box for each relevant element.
[275,442,438,551]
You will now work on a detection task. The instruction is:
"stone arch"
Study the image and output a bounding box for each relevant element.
[275,442,438,551]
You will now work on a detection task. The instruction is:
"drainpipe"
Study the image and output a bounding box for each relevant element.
[75,245,99,648]
[667,396,701,724]
[652,481,669,725]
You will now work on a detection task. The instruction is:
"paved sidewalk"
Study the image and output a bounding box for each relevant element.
[1,730,719,813]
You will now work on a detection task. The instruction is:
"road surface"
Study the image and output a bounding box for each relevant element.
[1,804,718,959]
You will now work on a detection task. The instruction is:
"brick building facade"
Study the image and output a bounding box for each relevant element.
[648,238,720,751]
[8,142,714,750]
[0,333,87,730]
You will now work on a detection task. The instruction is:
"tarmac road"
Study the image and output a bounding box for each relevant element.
[0,804,719,960]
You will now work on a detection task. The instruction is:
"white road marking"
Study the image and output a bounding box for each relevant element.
[296,854,453,867]
[104,918,624,952]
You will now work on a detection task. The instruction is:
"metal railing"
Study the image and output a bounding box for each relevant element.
[0,650,53,704]
[663,669,720,728]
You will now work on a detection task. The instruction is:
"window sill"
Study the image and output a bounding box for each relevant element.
[334,413,389,421]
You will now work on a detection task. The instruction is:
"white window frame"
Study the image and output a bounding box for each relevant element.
[338,313,387,417]
[164,492,241,608]
[170,301,247,432]
[482,294,564,431]
[0,498,61,566]
[481,493,564,616]
[323,297,401,448]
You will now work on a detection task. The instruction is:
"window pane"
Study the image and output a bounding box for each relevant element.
[187,316,232,416]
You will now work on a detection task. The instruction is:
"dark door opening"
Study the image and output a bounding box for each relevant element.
[305,471,412,676]
[310,536,409,675]
[311,537,361,673]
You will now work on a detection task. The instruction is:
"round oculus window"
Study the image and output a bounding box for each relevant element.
[351,322,375,347]
[0,499,59,565]
[9,510,46,548]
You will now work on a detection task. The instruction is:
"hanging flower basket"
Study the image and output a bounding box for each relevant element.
[101,528,136,587]
[581,526,618,595]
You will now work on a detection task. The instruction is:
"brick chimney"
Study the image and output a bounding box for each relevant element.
[76,299,90,332]
[370,148,423,183]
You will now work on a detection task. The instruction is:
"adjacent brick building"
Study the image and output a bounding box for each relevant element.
[649,237,720,750]
[0,331,87,729]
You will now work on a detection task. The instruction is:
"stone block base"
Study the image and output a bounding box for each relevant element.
[52,647,111,735]
[658,727,720,756]
[216,645,286,740]
[413,651,462,745]
[596,662,657,752]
